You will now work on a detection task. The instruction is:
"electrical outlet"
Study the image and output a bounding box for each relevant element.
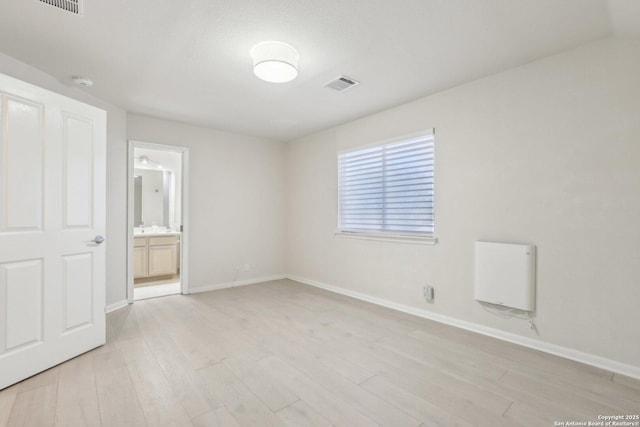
[423,285,434,303]
[243,263,250,272]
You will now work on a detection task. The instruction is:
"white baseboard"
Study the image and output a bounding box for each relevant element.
[189,274,287,294]
[286,274,640,381]
[105,300,129,314]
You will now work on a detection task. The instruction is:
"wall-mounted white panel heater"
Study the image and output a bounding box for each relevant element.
[474,241,536,311]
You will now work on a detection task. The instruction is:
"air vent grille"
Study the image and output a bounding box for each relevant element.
[324,75,360,92]
[38,0,81,14]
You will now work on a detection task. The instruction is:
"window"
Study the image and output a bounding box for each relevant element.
[337,130,435,242]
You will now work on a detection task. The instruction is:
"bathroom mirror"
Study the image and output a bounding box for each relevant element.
[133,169,172,227]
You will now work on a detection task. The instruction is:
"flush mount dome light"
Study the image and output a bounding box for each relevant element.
[251,41,298,83]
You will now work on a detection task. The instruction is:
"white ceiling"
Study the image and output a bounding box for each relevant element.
[0,1,635,141]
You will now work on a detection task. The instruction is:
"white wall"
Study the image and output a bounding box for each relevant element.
[286,37,640,368]
[128,114,287,290]
[0,53,129,308]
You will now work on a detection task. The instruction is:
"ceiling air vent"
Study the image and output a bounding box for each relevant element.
[324,75,360,92]
[38,0,81,14]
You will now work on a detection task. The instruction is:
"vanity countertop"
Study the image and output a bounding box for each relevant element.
[134,231,181,238]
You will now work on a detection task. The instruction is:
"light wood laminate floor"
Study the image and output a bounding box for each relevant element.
[1,279,639,427]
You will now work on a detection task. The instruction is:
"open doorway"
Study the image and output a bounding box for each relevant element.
[127,141,189,302]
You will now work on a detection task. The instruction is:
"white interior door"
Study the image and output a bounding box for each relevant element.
[0,73,106,389]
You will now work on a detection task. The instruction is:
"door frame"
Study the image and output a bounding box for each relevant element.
[127,140,190,303]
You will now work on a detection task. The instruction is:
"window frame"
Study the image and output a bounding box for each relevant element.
[335,129,437,245]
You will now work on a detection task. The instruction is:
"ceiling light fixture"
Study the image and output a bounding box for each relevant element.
[251,41,298,83]
[72,76,93,87]
[136,155,163,170]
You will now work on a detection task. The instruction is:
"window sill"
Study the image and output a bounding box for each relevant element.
[334,231,438,245]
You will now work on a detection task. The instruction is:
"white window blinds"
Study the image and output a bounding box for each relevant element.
[338,131,434,236]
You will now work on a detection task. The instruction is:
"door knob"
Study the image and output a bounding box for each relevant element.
[93,235,105,244]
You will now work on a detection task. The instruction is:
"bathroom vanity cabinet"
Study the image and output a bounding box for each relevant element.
[134,233,180,279]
